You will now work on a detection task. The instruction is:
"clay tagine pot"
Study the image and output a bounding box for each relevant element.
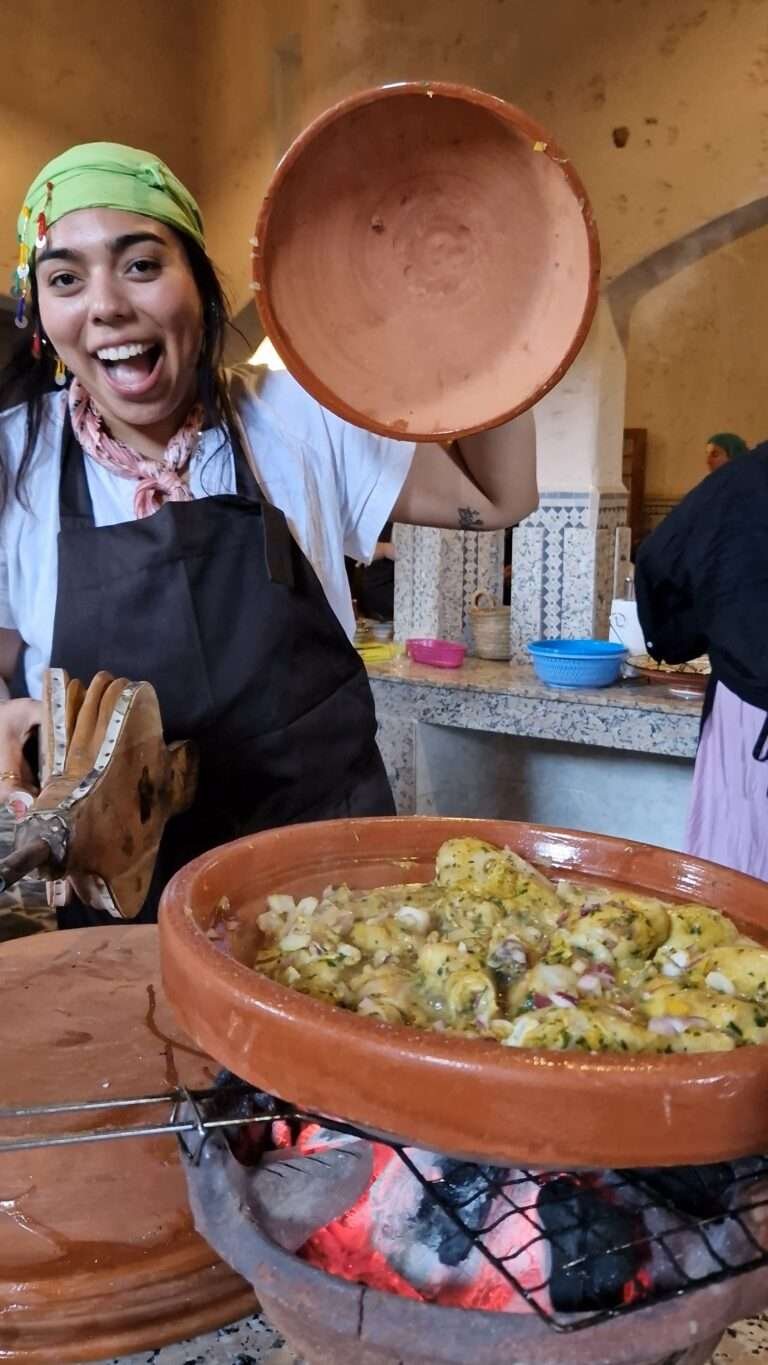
[0,927,255,1363]
[252,82,600,441]
[159,817,768,1170]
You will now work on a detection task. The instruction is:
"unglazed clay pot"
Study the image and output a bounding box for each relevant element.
[159,817,768,1170]
[252,82,600,441]
[0,928,254,1363]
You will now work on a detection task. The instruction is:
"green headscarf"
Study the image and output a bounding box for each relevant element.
[707,432,750,461]
[17,141,205,254]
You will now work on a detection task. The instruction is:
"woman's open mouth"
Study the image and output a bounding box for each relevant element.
[95,340,164,397]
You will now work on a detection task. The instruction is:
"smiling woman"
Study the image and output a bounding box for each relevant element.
[0,139,537,929]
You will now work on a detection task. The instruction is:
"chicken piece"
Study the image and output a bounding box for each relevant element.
[503,1003,659,1053]
[350,965,427,1026]
[284,956,354,1006]
[350,917,416,961]
[668,1027,736,1054]
[687,943,768,1007]
[434,839,561,920]
[486,909,550,971]
[654,903,738,976]
[639,980,767,1044]
[433,891,502,952]
[417,940,498,1031]
[507,961,581,1012]
[549,898,670,970]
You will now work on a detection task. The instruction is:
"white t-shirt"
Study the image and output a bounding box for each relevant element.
[0,365,415,698]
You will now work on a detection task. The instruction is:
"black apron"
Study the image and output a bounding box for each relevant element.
[19,413,394,927]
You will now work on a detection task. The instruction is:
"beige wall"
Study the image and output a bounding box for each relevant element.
[4,1,768,304]
[625,223,768,500]
[194,0,768,312]
[0,0,202,283]
[3,0,768,502]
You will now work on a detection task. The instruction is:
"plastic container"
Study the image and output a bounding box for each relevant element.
[528,639,627,688]
[406,638,467,669]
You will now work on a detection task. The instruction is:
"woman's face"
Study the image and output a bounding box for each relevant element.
[36,208,203,442]
[705,442,729,474]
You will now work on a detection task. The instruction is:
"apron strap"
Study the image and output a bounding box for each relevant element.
[229,401,295,590]
[59,410,97,530]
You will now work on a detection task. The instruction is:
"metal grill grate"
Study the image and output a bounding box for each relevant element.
[386,1147,768,1330]
[3,1078,768,1332]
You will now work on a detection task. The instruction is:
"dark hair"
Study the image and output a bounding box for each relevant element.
[0,229,243,512]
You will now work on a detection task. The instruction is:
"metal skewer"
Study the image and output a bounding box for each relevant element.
[0,1082,295,1154]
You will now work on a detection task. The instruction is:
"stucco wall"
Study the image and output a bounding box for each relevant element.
[195,0,768,311]
[625,222,768,499]
[0,0,201,283]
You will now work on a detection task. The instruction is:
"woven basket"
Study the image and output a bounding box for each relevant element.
[468,591,511,660]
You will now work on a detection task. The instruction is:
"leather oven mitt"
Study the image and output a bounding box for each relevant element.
[39,668,88,790]
[29,670,198,919]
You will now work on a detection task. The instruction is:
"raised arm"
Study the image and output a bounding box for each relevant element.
[392,410,538,531]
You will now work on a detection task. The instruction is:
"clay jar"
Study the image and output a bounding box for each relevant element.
[160,817,768,1170]
[253,83,600,441]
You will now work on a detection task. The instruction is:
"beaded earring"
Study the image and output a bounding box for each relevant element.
[13,212,30,329]
[14,182,53,331]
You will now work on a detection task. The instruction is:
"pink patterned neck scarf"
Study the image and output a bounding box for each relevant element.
[68,378,203,519]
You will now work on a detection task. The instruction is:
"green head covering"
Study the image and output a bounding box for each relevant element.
[707,432,749,461]
[17,141,205,254]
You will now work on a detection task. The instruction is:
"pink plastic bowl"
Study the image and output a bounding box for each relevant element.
[406,638,467,668]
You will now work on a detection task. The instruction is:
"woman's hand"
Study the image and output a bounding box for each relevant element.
[0,698,42,809]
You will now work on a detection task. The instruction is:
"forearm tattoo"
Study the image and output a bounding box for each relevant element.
[458,506,484,530]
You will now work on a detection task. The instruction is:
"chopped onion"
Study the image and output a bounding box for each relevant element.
[267,894,297,914]
[296,896,319,916]
[706,971,736,996]
[338,943,362,963]
[579,973,602,994]
[594,963,616,980]
[670,949,690,970]
[395,905,431,933]
[649,1015,689,1037]
[662,962,683,978]
[549,992,577,1009]
[279,931,311,952]
[649,1014,712,1037]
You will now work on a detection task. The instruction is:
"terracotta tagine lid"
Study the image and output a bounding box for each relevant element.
[160,817,768,1170]
[252,82,600,441]
[0,927,255,1364]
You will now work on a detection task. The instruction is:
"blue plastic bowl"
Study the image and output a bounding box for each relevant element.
[527,639,628,688]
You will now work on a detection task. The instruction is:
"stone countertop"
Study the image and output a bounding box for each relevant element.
[98,1308,768,1365]
[368,657,704,716]
[368,658,703,760]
